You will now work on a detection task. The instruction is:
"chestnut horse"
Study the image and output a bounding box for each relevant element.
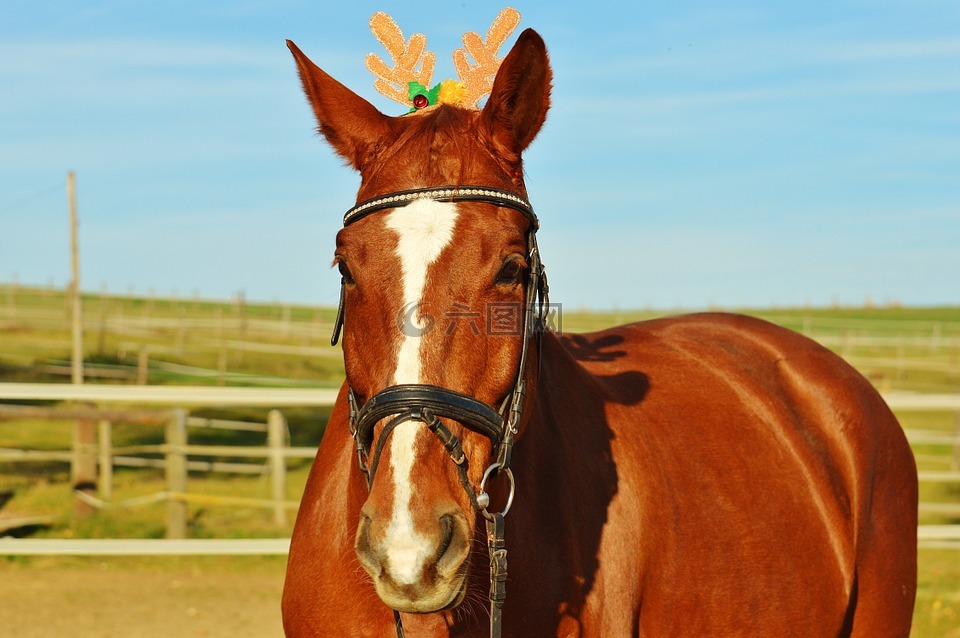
[282,29,917,637]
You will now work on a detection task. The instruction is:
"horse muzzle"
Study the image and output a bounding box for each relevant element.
[355,506,472,613]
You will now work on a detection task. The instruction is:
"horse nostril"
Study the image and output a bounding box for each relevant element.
[354,514,378,573]
[434,513,469,577]
[436,514,455,562]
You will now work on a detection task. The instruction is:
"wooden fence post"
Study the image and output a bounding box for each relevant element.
[97,285,108,354]
[71,416,97,517]
[217,307,227,386]
[236,291,247,366]
[137,346,150,385]
[176,306,186,355]
[165,409,188,539]
[97,419,113,500]
[67,170,84,386]
[953,410,960,472]
[268,409,288,527]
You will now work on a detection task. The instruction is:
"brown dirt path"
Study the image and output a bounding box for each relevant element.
[0,556,286,637]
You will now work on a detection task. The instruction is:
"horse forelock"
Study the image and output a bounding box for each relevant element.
[357,106,524,201]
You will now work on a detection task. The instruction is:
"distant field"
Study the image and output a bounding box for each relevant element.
[1,284,958,636]
[0,284,344,387]
[1,283,957,392]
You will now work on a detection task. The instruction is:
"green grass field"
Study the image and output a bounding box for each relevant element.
[1,284,958,635]
[2,283,957,390]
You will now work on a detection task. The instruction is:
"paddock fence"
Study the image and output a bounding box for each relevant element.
[0,384,338,540]
[3,288,958,391]
[0,383,958,554]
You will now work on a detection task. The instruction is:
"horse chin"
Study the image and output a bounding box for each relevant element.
[374,571,468,614]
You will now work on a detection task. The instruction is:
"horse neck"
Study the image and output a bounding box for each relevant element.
[496,330,620,617]
[516,330,619,516]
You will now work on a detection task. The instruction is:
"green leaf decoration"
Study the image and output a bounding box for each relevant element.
[405,80,445,113]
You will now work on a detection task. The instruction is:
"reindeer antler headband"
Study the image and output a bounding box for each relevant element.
[365,7,521,114]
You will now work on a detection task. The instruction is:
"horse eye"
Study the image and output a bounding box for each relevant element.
[337,260,355,285]
[496,259,523,285]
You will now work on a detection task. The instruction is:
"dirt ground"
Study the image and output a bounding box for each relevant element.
[1,556,287,637]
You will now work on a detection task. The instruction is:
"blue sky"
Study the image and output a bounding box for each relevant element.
[2,1,958,310]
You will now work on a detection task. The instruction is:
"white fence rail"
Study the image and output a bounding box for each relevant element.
[1,383,959,550]
[3,383,955,409]
[3,526,957,555]
[0,383,340,406]
[0,538,291,555]
[0,384,343,537]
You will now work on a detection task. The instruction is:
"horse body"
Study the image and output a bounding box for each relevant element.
[285,313,916,637]
[535,313,916,637]
[282,23,916,638]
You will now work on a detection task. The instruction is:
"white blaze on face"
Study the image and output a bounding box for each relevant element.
[382,199,459,584]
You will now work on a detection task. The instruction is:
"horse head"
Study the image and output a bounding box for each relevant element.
[287,28,551,613]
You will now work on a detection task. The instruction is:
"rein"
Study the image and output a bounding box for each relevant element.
[332,185,547,638]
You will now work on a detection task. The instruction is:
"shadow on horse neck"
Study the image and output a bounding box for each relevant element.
[477,331,648,635]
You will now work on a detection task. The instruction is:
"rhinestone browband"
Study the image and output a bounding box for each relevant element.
[343,186,538,228]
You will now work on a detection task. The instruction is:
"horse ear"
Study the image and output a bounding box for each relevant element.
[479,29,552,162]
[287,40,391,171]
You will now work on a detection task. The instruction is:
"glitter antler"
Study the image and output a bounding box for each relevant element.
[453,8,522,109]
[365,12,436,107]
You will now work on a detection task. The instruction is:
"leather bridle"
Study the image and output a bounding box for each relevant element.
[331,185,548,638]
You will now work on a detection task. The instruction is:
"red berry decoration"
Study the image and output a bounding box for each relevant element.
[412,94,429,109]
